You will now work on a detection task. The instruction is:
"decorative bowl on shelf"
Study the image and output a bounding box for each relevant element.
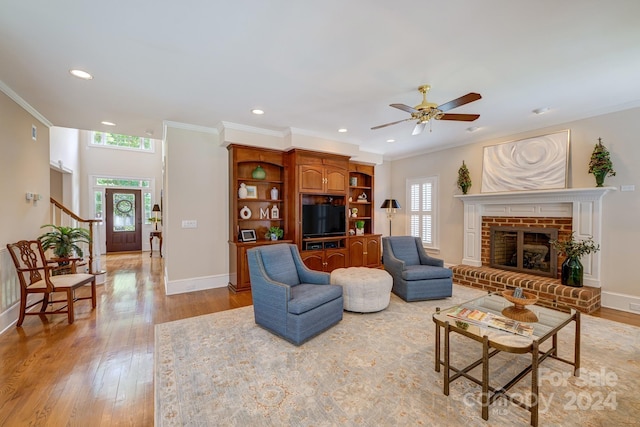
[501,290,539,322]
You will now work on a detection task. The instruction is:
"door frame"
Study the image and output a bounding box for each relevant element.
[89,174,157,255]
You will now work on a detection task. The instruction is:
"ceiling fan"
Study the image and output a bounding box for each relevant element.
[371,85,482,135]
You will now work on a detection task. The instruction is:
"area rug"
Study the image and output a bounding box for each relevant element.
[155,285,640,426]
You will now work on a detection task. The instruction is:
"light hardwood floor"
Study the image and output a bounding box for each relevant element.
[0,252,637,425]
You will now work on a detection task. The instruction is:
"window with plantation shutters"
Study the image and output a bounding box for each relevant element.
[406,176,438,248]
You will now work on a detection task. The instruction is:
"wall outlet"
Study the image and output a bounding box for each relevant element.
[181,220,197,228]
[629,303,640,313]
[620,185,635,192]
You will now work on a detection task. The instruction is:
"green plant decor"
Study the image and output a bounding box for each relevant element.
[266,226,284,240]
[588,137,616,187]
[38,224,91,258]
[550,232,600,287]
[457,160,472,194]
[355,220,365,230]
[549,232,600,258]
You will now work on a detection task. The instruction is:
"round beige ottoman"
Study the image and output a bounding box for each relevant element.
[330,267,393,312]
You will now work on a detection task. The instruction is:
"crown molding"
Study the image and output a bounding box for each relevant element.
[220,121,283,137]
[163,120,219,135]
[0,79,52,127]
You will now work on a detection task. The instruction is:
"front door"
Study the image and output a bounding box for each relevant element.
[105,189,142,252]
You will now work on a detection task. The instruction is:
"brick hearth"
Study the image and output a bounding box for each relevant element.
[452,265,601,314]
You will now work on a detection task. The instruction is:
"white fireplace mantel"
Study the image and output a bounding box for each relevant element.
[455,187,616,287]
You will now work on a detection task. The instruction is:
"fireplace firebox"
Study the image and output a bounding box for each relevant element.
[490,226,558,278]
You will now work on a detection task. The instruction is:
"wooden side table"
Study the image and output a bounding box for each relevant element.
[150,231,163,257]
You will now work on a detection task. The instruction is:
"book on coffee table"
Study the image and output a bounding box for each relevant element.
[447,307,534,337]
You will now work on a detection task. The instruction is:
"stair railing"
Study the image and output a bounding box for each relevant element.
[49,197,103,275]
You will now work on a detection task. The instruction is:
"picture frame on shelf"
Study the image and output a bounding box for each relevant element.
[245,185,258,199]
[239,229,257,242]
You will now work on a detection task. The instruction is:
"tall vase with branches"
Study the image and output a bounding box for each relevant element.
[550,232,600,287]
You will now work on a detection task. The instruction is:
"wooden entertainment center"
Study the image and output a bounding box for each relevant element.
[228,144,381,292]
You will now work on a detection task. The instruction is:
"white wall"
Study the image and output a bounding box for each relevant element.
[50,126,81,211]
[389,106,640,312]
[78,129,163,252]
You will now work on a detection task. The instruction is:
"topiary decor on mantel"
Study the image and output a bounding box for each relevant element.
[588,137,616,187]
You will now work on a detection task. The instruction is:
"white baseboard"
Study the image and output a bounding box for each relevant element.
[601,291,640,314]
[0,302,19,335]
[0,294,42,335]
[165,273,229,295]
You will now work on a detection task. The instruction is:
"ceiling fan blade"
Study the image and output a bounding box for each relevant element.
[437,93,482,112]
[437,113,480,122]
[412,122,426,135]
[371,118,412,130]
[390,103,417,114]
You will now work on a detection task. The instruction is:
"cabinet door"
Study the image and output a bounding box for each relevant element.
[365,236,381,267]
[348,237,365,267]
[299,165,325,193]
[229,244,252,292]
[325,249,348,272]
[238,247,252,290]
[325,166,348,193]
[301,250,325,271]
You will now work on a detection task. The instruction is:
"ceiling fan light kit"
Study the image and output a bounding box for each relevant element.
[372,84,482,135]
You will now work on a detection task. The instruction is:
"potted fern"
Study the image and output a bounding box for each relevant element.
[38,224,91,260]
[588,138,616,187]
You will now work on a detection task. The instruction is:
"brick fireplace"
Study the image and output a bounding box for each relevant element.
[451,188,614,313]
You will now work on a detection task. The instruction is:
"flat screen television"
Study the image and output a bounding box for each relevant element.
[302,204,346,238]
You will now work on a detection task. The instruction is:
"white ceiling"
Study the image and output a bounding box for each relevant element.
[2,1,640,159]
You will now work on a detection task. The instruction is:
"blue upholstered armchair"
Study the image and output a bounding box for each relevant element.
[247,244,344,345]
[382,236,452,301]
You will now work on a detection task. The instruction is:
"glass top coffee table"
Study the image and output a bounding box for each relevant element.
[432,292,580,427]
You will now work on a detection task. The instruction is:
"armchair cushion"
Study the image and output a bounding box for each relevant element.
[289,284,343,315]
[402,264,452,281]
[260,246,300,286]
[386,236,421,265]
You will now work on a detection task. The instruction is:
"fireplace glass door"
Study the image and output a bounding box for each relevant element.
[490,226,558,278]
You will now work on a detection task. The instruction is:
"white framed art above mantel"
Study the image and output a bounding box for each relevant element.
[481,130,570,193]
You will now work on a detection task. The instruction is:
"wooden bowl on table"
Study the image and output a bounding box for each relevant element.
[501,290,539,322]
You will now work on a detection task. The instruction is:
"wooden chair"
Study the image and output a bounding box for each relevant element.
[6,240,97,326]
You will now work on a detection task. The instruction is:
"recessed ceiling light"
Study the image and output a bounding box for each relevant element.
[145,130,154,136]
[466,126,480,133]
[251,109,264,115]
[532,107,550,115]
[70,69,93,80]
[338,128,348,133]
[386,139,395,143]
[101,121,116,126]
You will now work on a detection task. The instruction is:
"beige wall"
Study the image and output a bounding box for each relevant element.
[0,91,50,332]
[164,125,229,293]
[389,107,640,311]
[0,91,50,243]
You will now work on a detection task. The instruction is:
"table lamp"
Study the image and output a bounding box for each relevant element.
[152,204,161,230]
